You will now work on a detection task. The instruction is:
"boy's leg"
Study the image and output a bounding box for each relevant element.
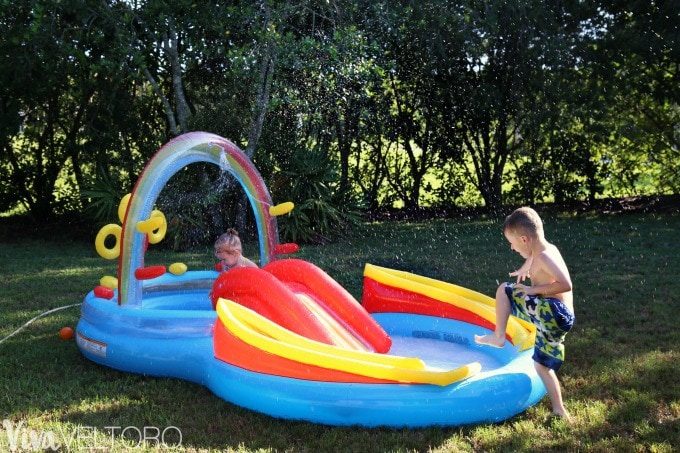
[475,283,511,347]
[534,361,571,421]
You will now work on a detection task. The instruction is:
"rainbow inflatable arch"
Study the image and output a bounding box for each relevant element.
[117,132,281,306]
[77,132,546,427]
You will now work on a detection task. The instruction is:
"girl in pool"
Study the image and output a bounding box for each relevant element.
[214,228,258,271]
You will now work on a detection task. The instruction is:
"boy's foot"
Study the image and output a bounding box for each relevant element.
[474,334,505,348]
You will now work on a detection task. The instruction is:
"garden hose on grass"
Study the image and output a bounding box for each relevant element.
[0,303,82,346]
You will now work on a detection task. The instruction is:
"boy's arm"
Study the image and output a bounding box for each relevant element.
[509,256,533,283]
[517,253,572,296]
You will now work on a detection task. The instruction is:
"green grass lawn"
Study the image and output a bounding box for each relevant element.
[1,212,678,451]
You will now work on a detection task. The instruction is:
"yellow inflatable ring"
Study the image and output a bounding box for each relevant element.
[118,193,131,224]
[95,224,122,260]
[147,210,167,244]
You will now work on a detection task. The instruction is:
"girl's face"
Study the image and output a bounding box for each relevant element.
[215,246,242,268]
[504,230,531,259]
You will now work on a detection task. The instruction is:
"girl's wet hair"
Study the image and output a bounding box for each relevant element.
[215,228,242,250]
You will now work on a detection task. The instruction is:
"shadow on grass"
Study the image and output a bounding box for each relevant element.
[4,311,676,451]
[2,331,461,451]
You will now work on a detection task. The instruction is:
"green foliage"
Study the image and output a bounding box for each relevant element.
[579,1,680,196]
[156,164,245,252]
[80,167,124,223]
[0,0,676,222]
[275,148,359,244]
[0,162,18,213]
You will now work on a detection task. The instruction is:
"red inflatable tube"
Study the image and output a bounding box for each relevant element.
[213,318,394,384]
[362,277,513,343]
[210,267,335,345]
[264,259,392,354]
[93,285,114,300]
[134,265,166,280]
[273,242,299,255]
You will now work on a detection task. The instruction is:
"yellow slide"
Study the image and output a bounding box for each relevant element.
[216,299,481,386]
[364,264,536,350]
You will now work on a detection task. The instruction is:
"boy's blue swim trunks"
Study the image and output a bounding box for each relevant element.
[505,282,575,371]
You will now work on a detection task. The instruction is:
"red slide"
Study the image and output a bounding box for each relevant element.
[265,259,391,353]
[210,267,334,344]
[210,259,391,353]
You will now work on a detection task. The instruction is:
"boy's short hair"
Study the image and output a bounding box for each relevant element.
[504,207,544,238]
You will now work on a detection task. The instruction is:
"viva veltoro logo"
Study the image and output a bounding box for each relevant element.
[2,419,182,451]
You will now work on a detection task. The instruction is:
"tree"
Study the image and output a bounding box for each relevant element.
[588,0,680,192]
[0,1,125,218]
[362,0,467,209]
[443,1,583,210]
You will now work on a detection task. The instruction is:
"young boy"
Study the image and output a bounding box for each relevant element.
[475,207,575,420]
[214,228,258,271]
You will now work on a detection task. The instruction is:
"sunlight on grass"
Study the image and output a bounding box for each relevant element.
[66,396,142,416]
[36,267,102,277]
[1,268,106,289]
[430,434,474,452]
[572,400,608,429]
[648,443,675,453]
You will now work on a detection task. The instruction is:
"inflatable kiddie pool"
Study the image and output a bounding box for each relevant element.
[77,132,546,427]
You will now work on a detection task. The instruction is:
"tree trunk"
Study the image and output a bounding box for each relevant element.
[237,4,276,234]
[143,66,178,136]
[166,24,191,132]
[408,173,422,210]
[336,108,360,199]
[65,89,94,196]
[336,114,350,198]
[479,178,503,212]
[244,47,275,158]
[462,117,510,212]
[244,4,276,159]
